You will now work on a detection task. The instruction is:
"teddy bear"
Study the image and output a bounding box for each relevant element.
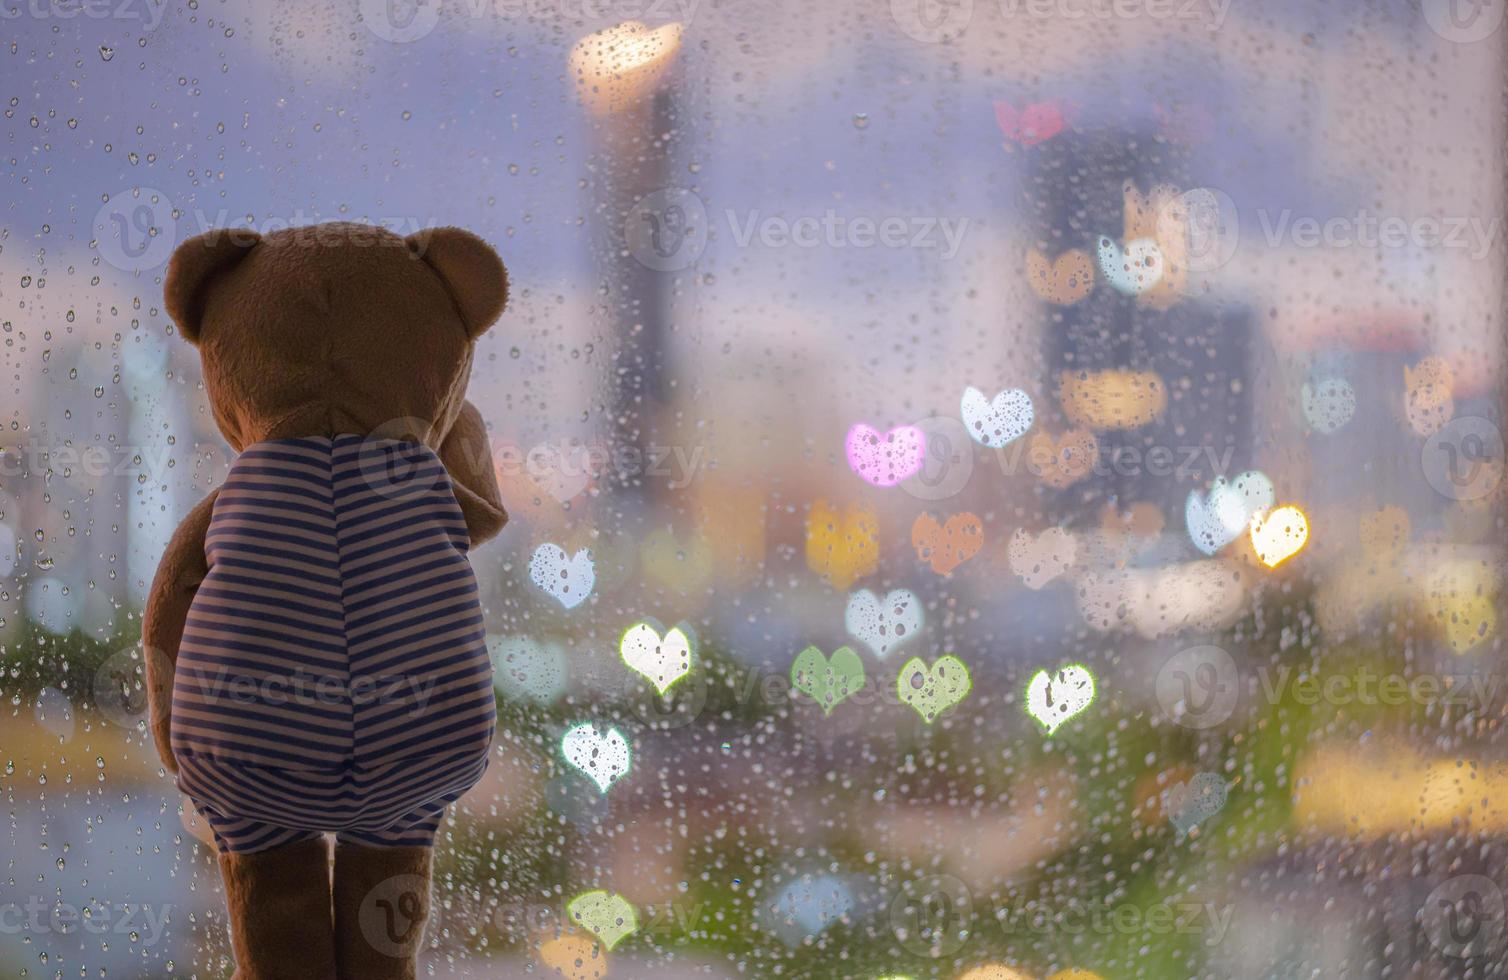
[142,222,510,980]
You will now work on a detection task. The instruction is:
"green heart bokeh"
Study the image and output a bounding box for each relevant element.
[790,645,866,716]
[896,655,972,723]
[566,889,639,950]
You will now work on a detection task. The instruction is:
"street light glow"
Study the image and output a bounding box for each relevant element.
[570,20,684,115]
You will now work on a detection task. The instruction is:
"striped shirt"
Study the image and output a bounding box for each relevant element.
[172,436,496,852]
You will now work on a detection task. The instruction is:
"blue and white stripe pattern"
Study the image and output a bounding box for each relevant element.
[173,436,497,853]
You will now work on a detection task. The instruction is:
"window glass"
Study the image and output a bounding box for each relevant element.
[1,1,1504,976]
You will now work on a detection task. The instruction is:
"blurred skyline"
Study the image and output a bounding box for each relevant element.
[1,1,1505,977]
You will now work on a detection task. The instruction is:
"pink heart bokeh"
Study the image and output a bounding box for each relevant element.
[994,100,1065,147]
[845,423,926,488]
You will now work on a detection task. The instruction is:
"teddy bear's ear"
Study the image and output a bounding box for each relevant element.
[163,230,262,343]
[406,227,509,338]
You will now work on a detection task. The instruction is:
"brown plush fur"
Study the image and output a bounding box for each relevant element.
[219,837,337,980]
[145,222,510,979]
[332,842,434,980]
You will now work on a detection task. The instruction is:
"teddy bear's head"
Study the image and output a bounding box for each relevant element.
[163,222,507,451]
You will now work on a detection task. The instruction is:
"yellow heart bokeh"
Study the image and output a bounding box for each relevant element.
[1058,369,1167,430]
[1358,505,1410,562]
[1425,561,1498,654]
[1293,742,1508,837]
[1404,356,1455,436]
[1250,505,1309,568]
[1441,597,1496,654]
[958,966,1034,980]
[806,499,879,590]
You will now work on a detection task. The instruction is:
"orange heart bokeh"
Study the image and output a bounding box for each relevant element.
[538,934,608,979]
[1027,247,1095,305]
[912,511,984,575]
[1124,180,1189,310]
[1028,428,1099,489]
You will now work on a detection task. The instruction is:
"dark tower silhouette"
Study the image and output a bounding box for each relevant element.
[1022,125,1256,532]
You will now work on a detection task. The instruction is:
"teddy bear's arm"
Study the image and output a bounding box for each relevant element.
[440,399,508,546]
[142,488,219,773]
